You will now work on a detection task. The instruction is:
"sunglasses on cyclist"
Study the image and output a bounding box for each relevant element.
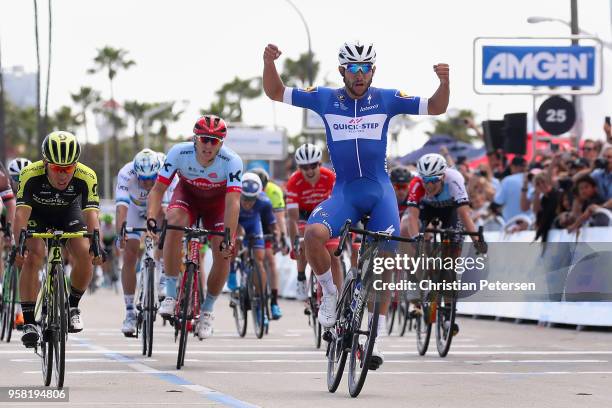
[299,163,319,170]
[195,135,223,146]
[422,175,442,184]
[10,175,19,183]
[345,63,373,74]
[47,162,77,174]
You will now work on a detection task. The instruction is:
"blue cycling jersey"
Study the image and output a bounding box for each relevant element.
[238,193,276,249]
[283,86,428,183]
[283,86,429,240]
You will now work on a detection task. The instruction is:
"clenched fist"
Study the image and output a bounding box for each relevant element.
[263,44,282,64]
[433,63,449,84]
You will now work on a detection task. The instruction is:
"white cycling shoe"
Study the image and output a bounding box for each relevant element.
[158,297,176,317]
[197,312,214,340]
[370,338,384,370]
[318,291,337,328]
[296,280,308,301]
[121,312,137,336]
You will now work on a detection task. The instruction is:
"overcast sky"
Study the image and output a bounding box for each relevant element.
[1,0,611,155]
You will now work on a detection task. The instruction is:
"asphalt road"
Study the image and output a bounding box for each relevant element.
[1,288,611,408]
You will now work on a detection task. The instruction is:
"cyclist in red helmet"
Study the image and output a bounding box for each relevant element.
[147,114,243,340]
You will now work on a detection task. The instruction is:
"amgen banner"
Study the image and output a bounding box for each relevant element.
[482,45,595,87]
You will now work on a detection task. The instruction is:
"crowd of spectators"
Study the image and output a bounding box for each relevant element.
[388,119,612,241]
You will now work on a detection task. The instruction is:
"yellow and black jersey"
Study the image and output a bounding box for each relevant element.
[16,160,99,212]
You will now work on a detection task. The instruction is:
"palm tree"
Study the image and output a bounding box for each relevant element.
[281,52,320,89]
[50,106,80,134]
[70,86,100,160]
[124,100,152,154]
[150,102,185,151]
[87,46,135,173]
[201,77,262,123]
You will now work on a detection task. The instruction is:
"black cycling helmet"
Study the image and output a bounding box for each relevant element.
[389,166,411,183]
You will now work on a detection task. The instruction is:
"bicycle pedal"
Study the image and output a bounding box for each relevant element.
[304,308,311,316]
[322,330,332,343]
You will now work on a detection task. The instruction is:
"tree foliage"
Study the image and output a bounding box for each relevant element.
[427,109,478,143]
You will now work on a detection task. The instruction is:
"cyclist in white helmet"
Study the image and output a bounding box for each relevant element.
[115,148,163,336]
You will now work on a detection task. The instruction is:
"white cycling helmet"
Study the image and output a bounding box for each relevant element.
[416,153,448,178]
[241,172,263,198]
[133,148,161,180]
[295,143,322,165]
[7,158,32,179]
[338,41,377,65]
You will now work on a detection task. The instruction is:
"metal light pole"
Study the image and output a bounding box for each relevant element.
[284,0,316,143]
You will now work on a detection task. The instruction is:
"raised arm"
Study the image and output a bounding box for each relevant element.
[263,44,286,102]
[428,63,450,115]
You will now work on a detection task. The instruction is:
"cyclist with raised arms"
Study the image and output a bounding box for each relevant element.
[146,115,242,340]
[263,40,450,367]
[12,132,103,347]
[115,148,162,336]
[401,153,486,335]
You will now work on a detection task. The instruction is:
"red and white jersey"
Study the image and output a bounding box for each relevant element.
[157,142,243,198]
[286,167,335,213]
[407,168,469,209]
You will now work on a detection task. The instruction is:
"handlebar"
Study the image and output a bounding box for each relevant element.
[157,221,230,251]
[17,228,101,258]
[334,219,416,257]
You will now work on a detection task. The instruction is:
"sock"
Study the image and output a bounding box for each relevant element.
[297,271,306,281]
[166,276,178,299]
[69,286,84,308]
[317,270,337,296]
[21,302,36,325]
[124,294,135,313]
[201,292,218,313]
[377,314,386,337]
[271,289,278,305]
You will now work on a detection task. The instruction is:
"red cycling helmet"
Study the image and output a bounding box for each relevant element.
[193,115,228,138]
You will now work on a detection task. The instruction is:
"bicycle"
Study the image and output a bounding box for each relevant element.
[230,234,272,339]
[120,223,159,357]
[158,220,229,369]
[17,228,101,388]
[414,221,484,358]
[1,223,19,343]
[326,218,415,398]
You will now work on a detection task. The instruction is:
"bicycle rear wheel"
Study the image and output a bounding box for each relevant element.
[436,295,456,357]
[248,262,265,339]
[176,265,193,370]
[308,273,321,349]
[53,265,68,388]
[398,299,410,337]
[231,263,247,337]
[326,278,353,393]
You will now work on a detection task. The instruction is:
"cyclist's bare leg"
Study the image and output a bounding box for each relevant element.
[304,224,337,295]
[121,239,140,295]
[162,208,190,286]
[328,247,343,291]
[206,235,231,297]
[65,237,94,292]
[254,248,267,291]
[19,238,45,302]
[264,247,277,295]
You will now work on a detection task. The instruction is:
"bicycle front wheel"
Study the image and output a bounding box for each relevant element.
[176,264,193,370]
[52,265,68,388]
[326,277,353,393]
[308,272,321,349]
[2,264,17,343]
[348,287,379,398]
[40,282,53,387]
[144,259,155,357]
[231,263,247,337]
[436,295,457,357]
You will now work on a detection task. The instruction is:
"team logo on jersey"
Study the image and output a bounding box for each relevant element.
[163,162,173,172]
[311,206,323,218]
[299,86,318,93]
[336,93,346,102]
[209,172,218,178]
[395,90,415,99]
[229,170,242,182]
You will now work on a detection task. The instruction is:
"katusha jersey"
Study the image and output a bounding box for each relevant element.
[407,168,469,209]
[283,86,428,183]
[157,142,243,198]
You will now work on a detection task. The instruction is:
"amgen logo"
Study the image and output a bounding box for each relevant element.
[482,45,595,87]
